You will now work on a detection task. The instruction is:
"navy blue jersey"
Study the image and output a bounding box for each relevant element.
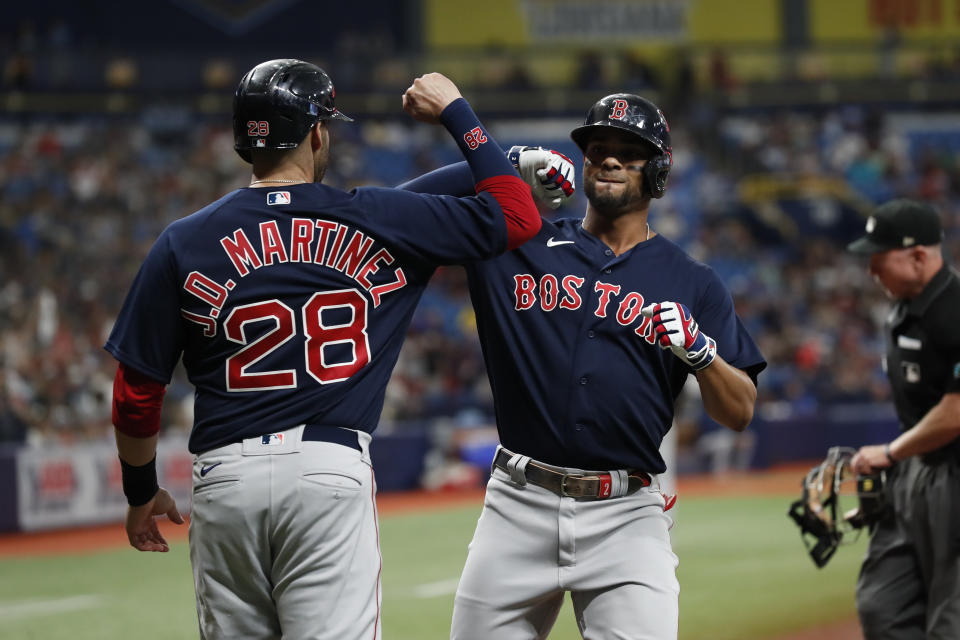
[465,217,766,472]
[106,183,510,453]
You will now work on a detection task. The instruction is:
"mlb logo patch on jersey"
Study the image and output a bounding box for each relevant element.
[261,433,285,445]
[267,191,291,206]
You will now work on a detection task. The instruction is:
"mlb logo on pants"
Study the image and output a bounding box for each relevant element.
[261,433,285,445]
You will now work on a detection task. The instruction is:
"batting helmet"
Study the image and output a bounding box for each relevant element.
[233,58,353,163]
[570,93,672,198]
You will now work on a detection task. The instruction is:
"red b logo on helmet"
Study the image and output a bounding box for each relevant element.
[610,99,628,120]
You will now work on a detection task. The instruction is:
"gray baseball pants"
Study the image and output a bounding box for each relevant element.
[189,425,380,640]
[451,450,679,639]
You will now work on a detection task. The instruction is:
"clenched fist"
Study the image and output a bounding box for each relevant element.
[508,146,576,210]
[402,73,463,124]
[641,301,717,370]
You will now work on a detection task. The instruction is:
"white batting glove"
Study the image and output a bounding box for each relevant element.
[641,301,717,371]
[507,145,576,209]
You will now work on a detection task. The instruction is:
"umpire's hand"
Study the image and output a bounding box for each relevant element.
[851,445,895,475]
[403,73,463,124]
[125,487,184,552]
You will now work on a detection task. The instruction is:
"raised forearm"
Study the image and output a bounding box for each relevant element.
[398,161,474,196]
[695,356,757,432]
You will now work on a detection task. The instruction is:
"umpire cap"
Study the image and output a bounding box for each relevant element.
[847,199,943,254]
[233,59,353,163]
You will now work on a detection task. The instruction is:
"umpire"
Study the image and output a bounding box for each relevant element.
[847,198,960,639]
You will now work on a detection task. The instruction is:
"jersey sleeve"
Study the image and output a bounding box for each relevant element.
[398,161,474,197]
[695,270,767,385]
[371,98,538,261]
[353,186,512,265]
[104,230,186,384]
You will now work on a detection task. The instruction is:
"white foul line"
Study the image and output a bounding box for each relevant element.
[0,595,104,620]
[412,578,460,599]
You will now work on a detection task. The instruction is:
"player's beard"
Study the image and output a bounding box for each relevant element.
[314,146,329,183]
[584,174,647,218]
[314,126,330,183]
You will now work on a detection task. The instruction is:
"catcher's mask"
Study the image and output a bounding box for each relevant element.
[787,447,888,568]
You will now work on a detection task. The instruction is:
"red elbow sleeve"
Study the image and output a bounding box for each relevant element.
[476,175,542,250]
[112,363,166,438]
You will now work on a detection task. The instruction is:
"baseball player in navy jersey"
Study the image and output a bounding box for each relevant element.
[105,59,545,640]
[403,94,766,639]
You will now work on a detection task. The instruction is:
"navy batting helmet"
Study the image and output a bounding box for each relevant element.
[570,93,672,198]
[233,59,353,163]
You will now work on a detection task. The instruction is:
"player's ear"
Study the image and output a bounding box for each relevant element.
[309,121,326,152]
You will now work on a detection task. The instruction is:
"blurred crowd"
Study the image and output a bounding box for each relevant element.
[1,101,958,460]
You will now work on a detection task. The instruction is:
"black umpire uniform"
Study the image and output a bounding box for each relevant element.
[848,199,960,640]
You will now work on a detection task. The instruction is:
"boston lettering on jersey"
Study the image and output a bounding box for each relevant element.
[513,273,656,343]
[179,217,408,338]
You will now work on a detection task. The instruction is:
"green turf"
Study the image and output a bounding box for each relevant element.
[0,494,865,639]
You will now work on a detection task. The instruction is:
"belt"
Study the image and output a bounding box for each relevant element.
[302,425,362,452]
[493,448,651,500]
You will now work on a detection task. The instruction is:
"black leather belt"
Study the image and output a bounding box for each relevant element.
[493,448,651,500]
[303,425,362,452]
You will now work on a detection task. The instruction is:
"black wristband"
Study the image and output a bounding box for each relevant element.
[120,456,159,507]
[884,443,897,465]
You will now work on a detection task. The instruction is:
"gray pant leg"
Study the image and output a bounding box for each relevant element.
[190,453,281,640]
[857,459,926,640]
[450,470,567,640]
[190,433,380,640]
[572,582,678,640]
[856,514,926,640]
[568,488,678,640]
[908,460,960,639]
[272,441,380,640]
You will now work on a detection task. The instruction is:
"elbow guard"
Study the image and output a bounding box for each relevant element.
[112,363,166,438]
[476,174,542,249]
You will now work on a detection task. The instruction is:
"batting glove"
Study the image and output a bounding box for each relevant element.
[507,145,576,209]
[641,301,717,371]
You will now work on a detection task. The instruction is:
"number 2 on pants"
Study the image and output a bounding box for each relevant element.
[223,289,370,392]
